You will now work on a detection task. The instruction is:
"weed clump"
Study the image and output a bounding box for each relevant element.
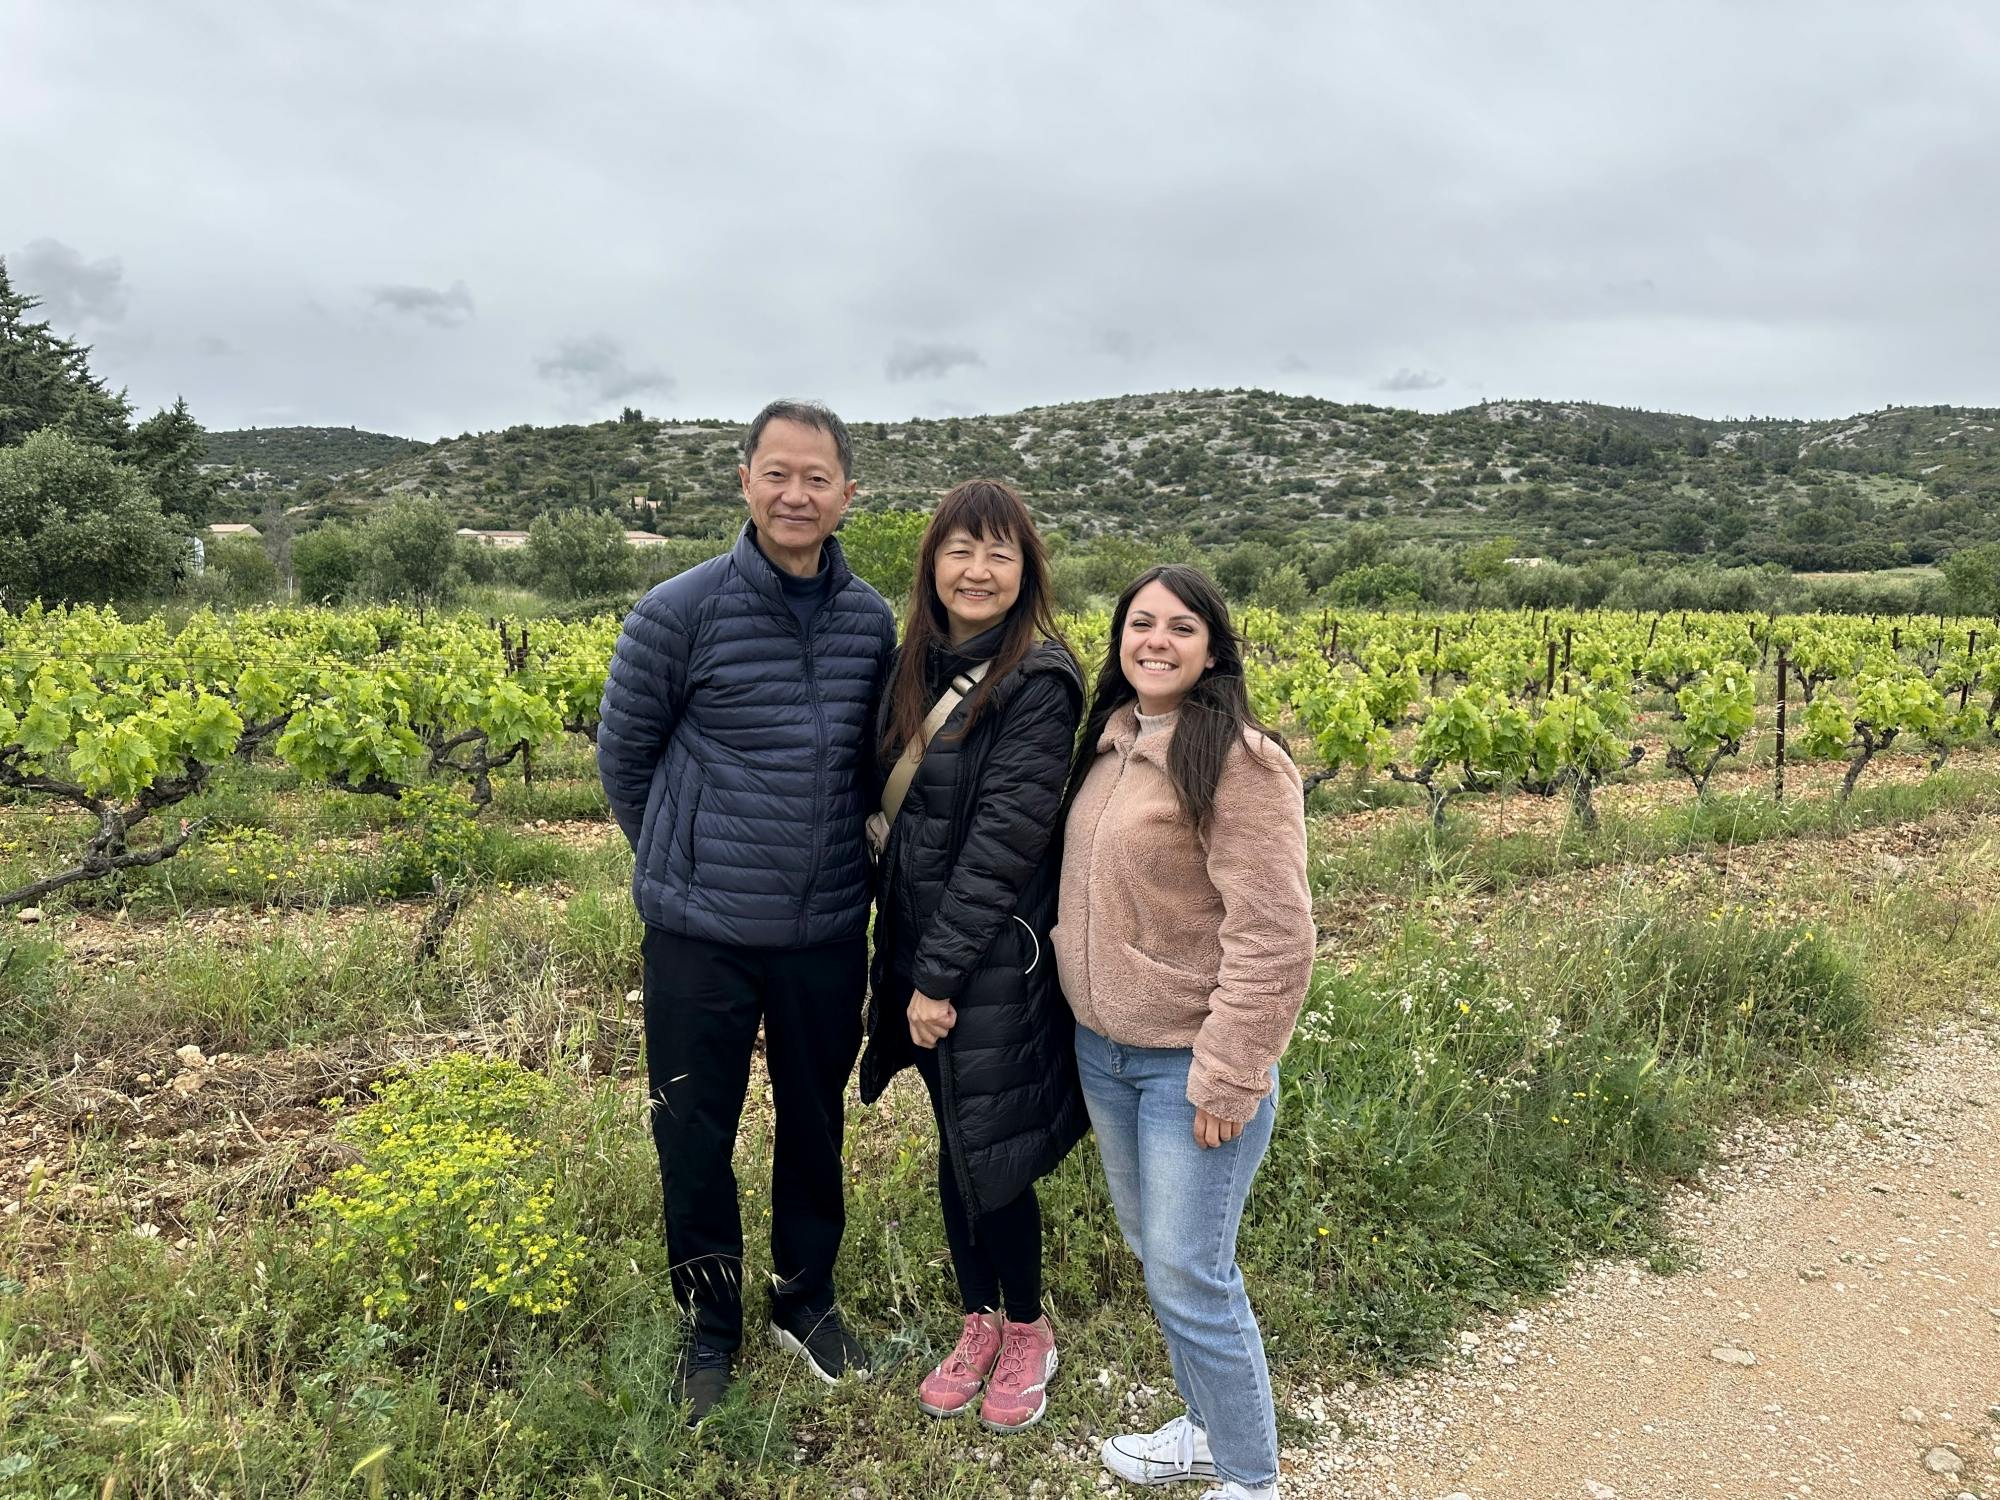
[1248,902,1869,1368]
[306,1053,583,1323]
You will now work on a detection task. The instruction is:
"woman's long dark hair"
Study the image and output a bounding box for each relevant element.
[1070,564,1287,836]
[880,479,1067,760]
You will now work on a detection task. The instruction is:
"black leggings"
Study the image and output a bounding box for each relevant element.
[910,1039,1044,1325]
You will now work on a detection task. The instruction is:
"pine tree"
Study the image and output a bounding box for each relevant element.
[0,257,131,448]
[131,396,219,525]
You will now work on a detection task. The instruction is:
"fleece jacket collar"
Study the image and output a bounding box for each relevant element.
[1098,700,1184,768]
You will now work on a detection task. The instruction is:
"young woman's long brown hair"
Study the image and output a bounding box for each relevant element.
[1069,564,1288,836]
[880,479,1069,760]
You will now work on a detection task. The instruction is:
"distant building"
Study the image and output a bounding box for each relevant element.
[624,530,668,547]
[456,528,530,549]
[208,522,263,540]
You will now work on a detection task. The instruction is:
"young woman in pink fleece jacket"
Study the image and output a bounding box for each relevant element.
[1051,564,1315,1500]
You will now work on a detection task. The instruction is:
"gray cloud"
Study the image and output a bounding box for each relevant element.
[1277,353,1311,374]
[534,335,673,403]
[885,340,984,383]
[4,3,1997,434]
[1095,328,1153,361]
[368,280,475,328]
[1377,368,1448,392]
[198,335,235,357]
[13,238,128,324]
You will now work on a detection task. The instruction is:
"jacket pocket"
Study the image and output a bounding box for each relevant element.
[678,781,705,896]
[1118,940,1213,1009]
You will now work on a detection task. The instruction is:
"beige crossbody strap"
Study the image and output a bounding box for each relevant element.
[879,658,991,830]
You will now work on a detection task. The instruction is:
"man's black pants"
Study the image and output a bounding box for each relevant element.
[641,925,866,1353]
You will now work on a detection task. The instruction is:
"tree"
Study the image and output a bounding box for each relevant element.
[1456,535,1516,588]
[1213,540,1279,601]
[200,535,280,603]
[525,508,634,599]
[837,508,930,605]
[0,428,183,603]
[293,523,365,602]
[1658,507,1708,555]
[0,258,131,449]
[1942,543,2000,616]
[1327,561,1425,607]
[361,494,460,611]
[129,396,219,525]
[1252,561,1308,613]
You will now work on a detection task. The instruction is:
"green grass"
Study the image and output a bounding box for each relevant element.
[2,868,1942,1498]
[4,733,1996,1496]
[1793,564,1943,584]
[1310,760,2000,904]
[0,883,651,1073]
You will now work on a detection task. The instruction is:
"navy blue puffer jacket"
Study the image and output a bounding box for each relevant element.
[596,523,896,948]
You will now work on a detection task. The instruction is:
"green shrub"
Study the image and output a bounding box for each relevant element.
[198,534,281,603]
[305,1054,583,1323]
[378,784,483,892]
[1245,903,1868,1366]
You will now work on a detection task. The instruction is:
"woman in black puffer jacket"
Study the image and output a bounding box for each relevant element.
[858,479,1086,1435]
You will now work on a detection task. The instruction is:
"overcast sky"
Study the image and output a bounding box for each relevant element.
[4,2,1997,439]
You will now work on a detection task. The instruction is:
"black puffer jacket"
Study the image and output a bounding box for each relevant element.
[596,523,894,948]
[859,629,1088,1218]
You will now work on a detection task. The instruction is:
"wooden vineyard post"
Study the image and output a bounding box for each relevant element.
[1562,625,1574,673]
[1429,624,1442,693]
[1545,639,1558,697]
[1774,647,1788,804]
[1964,630,1980,712]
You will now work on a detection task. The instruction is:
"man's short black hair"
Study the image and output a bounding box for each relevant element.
[743,399,854,481]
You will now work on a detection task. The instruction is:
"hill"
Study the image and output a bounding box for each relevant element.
[205,393,2000,571]
[202,426,429,493]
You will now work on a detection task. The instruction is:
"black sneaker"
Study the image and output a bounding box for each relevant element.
[768,1303,870,1384]
[675,1338,735,1426]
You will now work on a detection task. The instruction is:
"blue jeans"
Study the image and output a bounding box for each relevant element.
[1074,1022,1279,1490]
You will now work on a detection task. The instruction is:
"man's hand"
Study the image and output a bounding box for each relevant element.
[1193,1106,1244,1149]
[908,990,957,1049]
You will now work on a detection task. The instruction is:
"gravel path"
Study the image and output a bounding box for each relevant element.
[1284,1015,2000,1500]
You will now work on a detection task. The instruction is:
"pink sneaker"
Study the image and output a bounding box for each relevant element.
[917,1312,1003,1417]
[979,1316,1058,1433]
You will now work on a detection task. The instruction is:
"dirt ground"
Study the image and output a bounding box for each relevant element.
[1284,1018,2000,1500]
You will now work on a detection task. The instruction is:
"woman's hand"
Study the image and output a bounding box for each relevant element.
[1192,1106,1243,1149]
[908,990,958,1049]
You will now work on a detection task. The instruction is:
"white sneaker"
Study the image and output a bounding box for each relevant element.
[1100,1413,1218,1485]
[1197,1484,1276,1500]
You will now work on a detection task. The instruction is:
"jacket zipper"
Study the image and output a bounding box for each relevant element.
[1076,745,1128,1034]
[796,599,831,947]
[935,1034,984,1231]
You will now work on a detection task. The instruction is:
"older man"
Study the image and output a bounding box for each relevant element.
[597,399,895,1422]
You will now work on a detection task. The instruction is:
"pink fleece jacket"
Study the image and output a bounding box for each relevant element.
[1052,703,1315,1122]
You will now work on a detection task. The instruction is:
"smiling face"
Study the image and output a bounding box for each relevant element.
[1119,578,1215,714]
[933,526,1023,644]
[739,417,857,575]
